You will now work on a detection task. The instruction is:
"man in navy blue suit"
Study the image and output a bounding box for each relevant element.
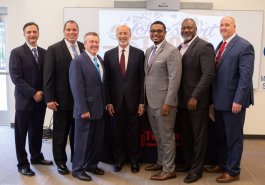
[104,25,145,173]
[69,32,105,181]
[9,22,52,177]
[205,16,254,183]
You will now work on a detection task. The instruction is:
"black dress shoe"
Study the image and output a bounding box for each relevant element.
[87,167,105,175]
[184,173,202,183]
[57,164,69,175]
[18,167,35,176]
[176,164,191,172]
[131,163,140,173]
[31,159,53,165]
[113,163,123,172]
[72,171,92,181]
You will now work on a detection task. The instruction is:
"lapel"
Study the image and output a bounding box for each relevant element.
[61,40,73,64]
[83,52,102,83]
[146,41,167,73]
[216,35,238,69]
[126,45,134,78]
[182,37,200,58]
[23,43,38,69]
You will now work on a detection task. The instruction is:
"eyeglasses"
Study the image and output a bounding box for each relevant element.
[150,29,164,34]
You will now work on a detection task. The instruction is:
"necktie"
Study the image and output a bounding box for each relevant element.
[71,44,78,58]
[32,48,38,63]
[120,49,125,79]
[148,46,157,66]
[215,41,227,66]
[93,57,101,80]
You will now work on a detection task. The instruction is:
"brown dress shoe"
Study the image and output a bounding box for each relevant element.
[205,165,225,173]
[216,172,240,183]
[145,164,163,171]
[150,171,176,181]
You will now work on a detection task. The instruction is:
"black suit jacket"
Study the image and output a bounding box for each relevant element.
[9,43,46,111]
[43,39,84,111]
[104,45,145,111]
[178,37,215,109]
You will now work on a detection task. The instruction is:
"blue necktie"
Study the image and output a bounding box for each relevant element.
[32,48,38,63]
[148,46,157,66]
[71,44,78,58]
[93,57,101,80]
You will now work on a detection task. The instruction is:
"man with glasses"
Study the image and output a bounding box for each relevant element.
[144,21,182,181]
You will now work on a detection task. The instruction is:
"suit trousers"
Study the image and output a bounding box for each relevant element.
[52,110,75,165]
[178,108,208,175]
[215,109,246,176]
[112,98,141,164]
[15,108,46,169]
[72,117,104,174]
[147,105,176,173]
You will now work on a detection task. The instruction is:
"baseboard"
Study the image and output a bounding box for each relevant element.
[244,135,265,139]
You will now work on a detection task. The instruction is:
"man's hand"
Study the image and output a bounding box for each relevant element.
[187,97,198,111]
[47,101,59,111]
[81,112,90,119]
[138,104,145,116]
[232,102,242,114]
[106,104,115,116]
[161,104,171,116]
[33,91,43,102]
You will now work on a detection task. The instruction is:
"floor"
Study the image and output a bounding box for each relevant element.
[0,125,265,185]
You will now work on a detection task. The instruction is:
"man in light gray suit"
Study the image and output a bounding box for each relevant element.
[144,21,182,181]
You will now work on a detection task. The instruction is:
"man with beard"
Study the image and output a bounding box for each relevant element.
[104,25,145,173]
[176,18,215,183]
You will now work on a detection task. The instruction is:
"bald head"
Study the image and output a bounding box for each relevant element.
[219,16,236,40]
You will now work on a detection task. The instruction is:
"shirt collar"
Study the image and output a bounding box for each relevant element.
[64,39,78,49]
[181,35,198,47]
[118,44,130,53]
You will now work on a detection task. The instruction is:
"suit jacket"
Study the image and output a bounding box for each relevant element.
[212,35,254,110]
[69,52,106,120]
[9,43,46,111]
[144,40,182,109]
[43,39,84,111]
[104,45,145,111]
[178,37,215,109]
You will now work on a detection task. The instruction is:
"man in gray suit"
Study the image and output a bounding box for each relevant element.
[144,21,182,181]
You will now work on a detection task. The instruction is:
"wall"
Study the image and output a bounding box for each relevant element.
[0,0,264,135]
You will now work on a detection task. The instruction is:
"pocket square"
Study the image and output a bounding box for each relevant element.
[155,60,163,63]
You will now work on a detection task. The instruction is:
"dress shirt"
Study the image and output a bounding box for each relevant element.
[118,45,130,71]
[64,39,81,59]
[86,51,103,80]
[180,35,198,56]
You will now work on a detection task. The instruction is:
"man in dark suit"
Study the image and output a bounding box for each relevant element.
[144,21,182,181]
[43,20,84,175]
[69,32,105,181]
[205,16,254,183]
[9,22,53,176]
[176,18,215,183]
[104,25,145,173]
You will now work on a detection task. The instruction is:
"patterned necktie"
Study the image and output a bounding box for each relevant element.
[148,46,157,66]
[32,48,38,63]
[215,41,227,66]
[120,49,125,79]
[71,44,78,58]
[93,57,101,80]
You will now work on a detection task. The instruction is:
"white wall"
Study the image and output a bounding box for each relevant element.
[1,0,264,134]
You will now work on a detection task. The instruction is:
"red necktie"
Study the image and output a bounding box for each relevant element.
[120,49,125,79]
[215,41,227,66]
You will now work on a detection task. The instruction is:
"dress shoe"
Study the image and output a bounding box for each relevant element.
[216,172,239,183]
[150,171,176,181]
[205,165,225,173]
[72,171,92,181]
[57,164,69,175]
[131,163,140,173]
[31,159,53,165]
[18,167,35,176]
[113,163,123,172]
[86,167,105,175]
[145,163,163,171]
[176,164,191,172]
[184,173,202,183]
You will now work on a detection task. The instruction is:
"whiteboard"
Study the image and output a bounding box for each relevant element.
[64,8,263,89]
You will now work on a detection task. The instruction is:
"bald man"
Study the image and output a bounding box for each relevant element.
[104,25,145,173]
[205,16,254,183]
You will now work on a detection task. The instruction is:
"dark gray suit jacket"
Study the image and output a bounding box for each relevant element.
[178,37,215,109]
[43,39,84,111]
